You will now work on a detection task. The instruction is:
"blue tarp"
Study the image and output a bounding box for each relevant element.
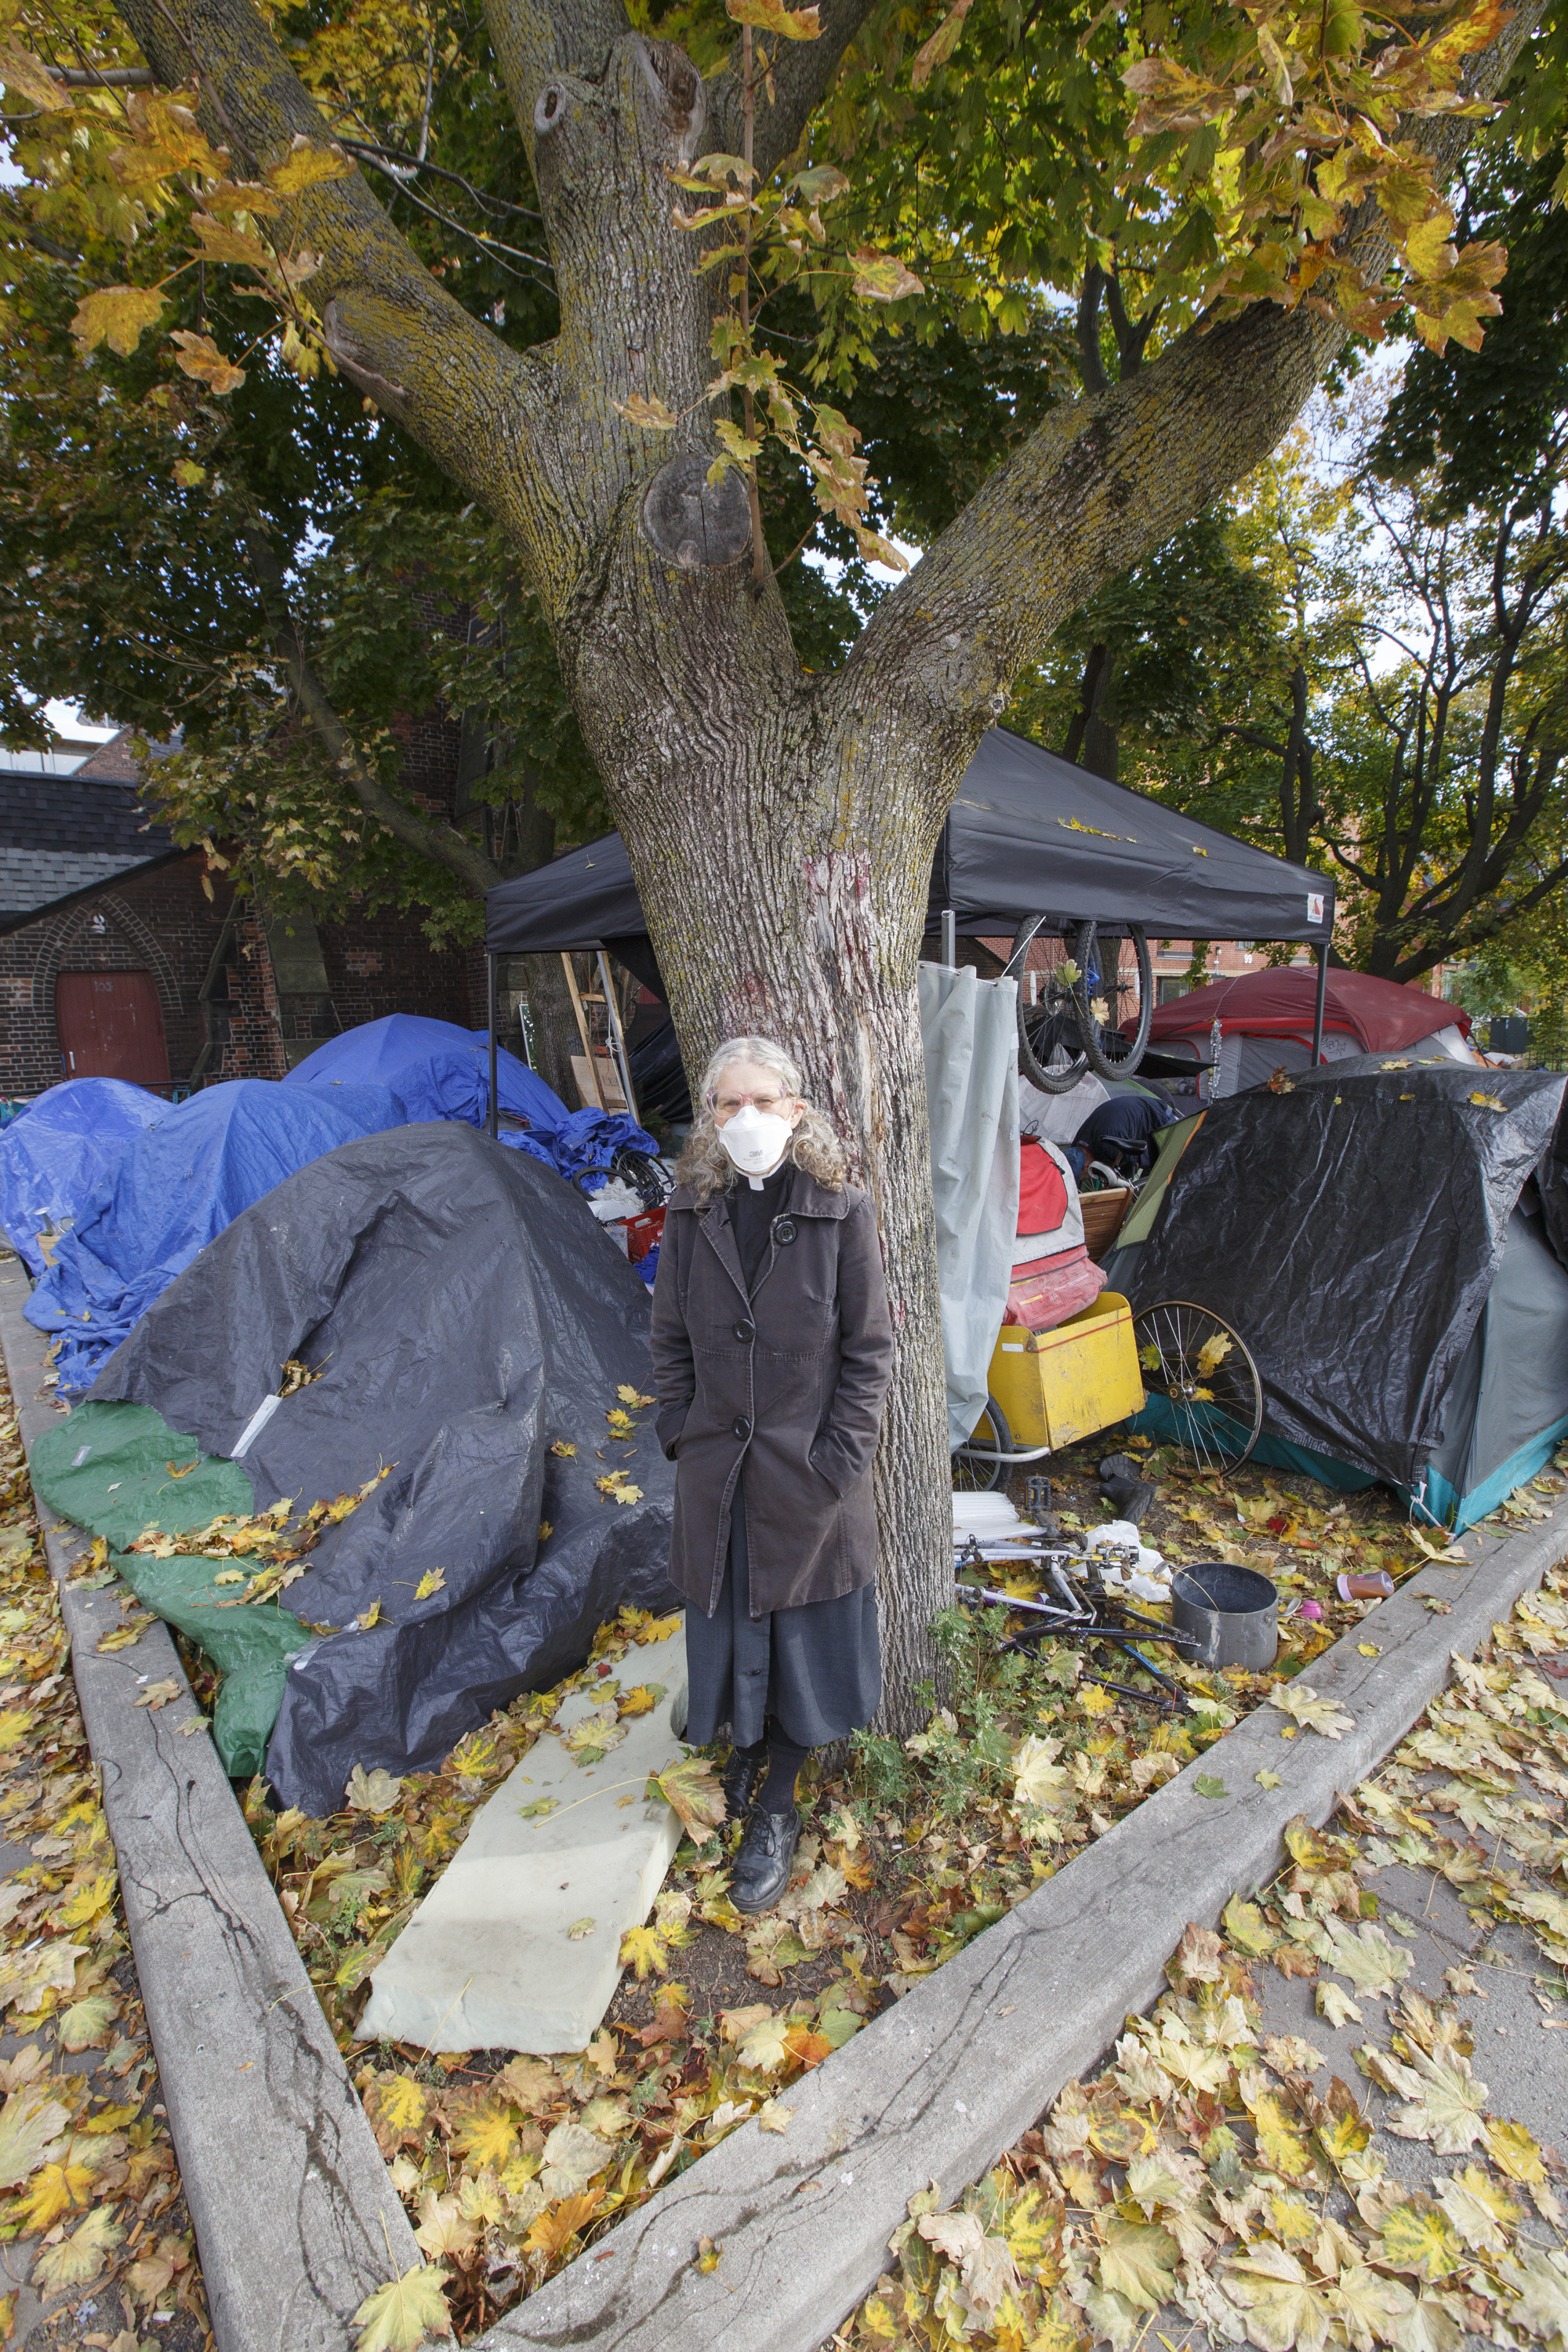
[0,1078,168,1276]
[501,1106,659,1189]
[25,1079,408,1393]
[285,1014,567,1137]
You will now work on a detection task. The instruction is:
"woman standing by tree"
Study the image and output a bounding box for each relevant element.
[651,1037,895,1912]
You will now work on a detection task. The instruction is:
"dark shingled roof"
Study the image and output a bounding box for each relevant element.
[0,750,176,927]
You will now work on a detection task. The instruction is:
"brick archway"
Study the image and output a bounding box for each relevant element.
[31,892,184,1047]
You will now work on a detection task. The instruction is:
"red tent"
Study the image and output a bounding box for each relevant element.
[1145,967,1471,1054]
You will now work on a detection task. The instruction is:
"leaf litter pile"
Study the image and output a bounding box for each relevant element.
[208,1436,1524,2347]
[18,1343,1559,2351]
[0,1367,209,2346]
[832,1556,1568,2352]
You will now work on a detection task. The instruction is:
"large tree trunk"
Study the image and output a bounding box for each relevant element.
[616,735,955,1724]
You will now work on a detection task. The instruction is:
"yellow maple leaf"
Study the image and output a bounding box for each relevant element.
[376,2076,430,2140]
[350,2261,452,2352]
[96,1618,148,1653]
[14,2158,94,2233]
[414,1569,445,1601]
[266,134,354,196]
[54,1873,116,1929]
[454,2101,518,2171]
[605,1409,635,1435]
[619,1924,670,1979]
[1486,2118,1546,2183]
[617,1686,659,1718]
[550,1440,578,1457]
[70,285,167,359]
[617,1385,656,1407]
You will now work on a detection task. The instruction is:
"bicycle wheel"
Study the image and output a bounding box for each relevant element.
[952,1394,1014,1494]
[1080,925,1153,1080]
[1131,1300,1262,1475]
[1011,919,1095,1093]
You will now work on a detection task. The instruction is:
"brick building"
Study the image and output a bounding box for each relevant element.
[1,724,487,1101]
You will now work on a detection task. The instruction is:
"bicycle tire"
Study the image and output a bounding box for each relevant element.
[1130,1300,1263,1475]
[1012,917,1094,1093]
[952,1393,1014,1495]
[1080,924,1153,1080]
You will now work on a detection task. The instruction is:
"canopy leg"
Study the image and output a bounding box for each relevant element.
[942,909,956,969]
[1311,938,1329,1065]
[597,951,639,1125]
[487,953,499,1139]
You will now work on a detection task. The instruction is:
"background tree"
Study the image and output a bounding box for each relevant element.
[0,0,1548,1715]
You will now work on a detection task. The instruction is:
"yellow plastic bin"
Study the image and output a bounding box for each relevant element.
[986,1292,1145,1454]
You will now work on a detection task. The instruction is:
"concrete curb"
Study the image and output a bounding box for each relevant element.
[476,1497,1568,2352]
[0,1255,418,2352]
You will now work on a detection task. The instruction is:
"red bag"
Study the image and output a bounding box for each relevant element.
[1006,1244,1106,1333]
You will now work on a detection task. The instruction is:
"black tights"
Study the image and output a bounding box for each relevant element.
[733,1724,811,1814]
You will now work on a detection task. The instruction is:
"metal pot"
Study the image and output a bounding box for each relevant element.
[1171,1561,1278,1671]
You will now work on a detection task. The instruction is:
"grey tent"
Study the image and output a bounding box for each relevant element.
[1104,1058,1568,1530]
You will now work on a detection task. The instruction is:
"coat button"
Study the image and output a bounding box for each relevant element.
[732,1415,751,1440]
[774,1218,797,1244]
[734,1320,755,1344]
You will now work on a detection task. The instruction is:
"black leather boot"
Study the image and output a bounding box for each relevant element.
[720,1744,768,1827]
[731,1805,801,1914]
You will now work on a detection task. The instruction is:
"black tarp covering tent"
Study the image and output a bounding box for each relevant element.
[1102,1062,1568,1529]
[485,728,1336,984]
[78,1123,677,1817]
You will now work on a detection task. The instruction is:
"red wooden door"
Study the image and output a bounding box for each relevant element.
[56,971,169,1087]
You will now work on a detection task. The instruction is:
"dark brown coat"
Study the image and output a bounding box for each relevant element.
[650,1164,895,1617]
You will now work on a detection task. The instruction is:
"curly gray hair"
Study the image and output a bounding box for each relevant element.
[676,1033,848,1207]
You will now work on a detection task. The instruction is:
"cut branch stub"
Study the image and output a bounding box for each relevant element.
[635,38,706,160]
[641,456,752,569]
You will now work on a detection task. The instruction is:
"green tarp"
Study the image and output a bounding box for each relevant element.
[31,1402,313,1778]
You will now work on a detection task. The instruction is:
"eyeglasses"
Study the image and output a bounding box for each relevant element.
[709,1090,788,1121]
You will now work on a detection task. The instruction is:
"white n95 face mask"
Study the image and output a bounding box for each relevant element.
[718,1105,793,1177]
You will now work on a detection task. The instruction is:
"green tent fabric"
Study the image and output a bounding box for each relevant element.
[31,1402,313,1777]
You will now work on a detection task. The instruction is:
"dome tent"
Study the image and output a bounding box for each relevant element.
[1142,966,1476,1097]
[0,1076,166,1276]
[1102,1059,1568,1530]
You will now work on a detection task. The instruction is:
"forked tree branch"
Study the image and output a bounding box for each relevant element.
[114,0,540,515]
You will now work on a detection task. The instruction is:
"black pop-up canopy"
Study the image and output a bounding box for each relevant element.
[484,727,1336,990]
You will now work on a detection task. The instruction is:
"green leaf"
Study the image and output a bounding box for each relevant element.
[1097,2217,1179,2311]
[1194,1773,1227,1799]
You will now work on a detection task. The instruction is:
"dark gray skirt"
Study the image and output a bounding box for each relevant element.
[683,1472,881,1750]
